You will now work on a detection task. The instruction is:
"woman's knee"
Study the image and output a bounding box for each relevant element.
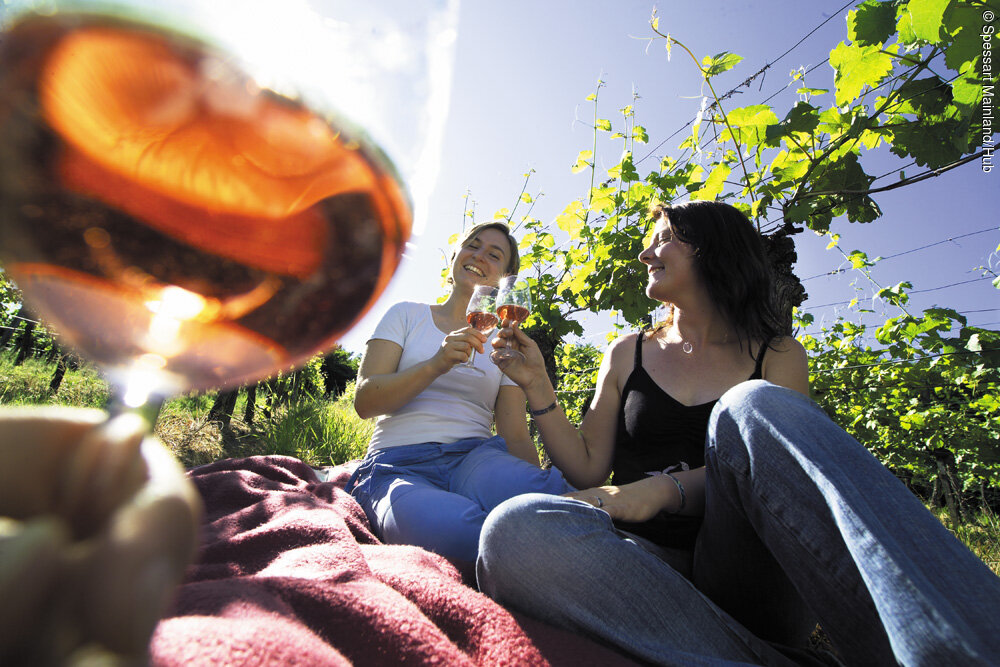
[712,380,817,438]
[707,381,811,472]
[478,494,602,595]
[717,380,794,418]
[479,493,558,562]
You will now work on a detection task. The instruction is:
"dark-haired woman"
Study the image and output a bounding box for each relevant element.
[349,221,570,565]
[479,201,1000,665]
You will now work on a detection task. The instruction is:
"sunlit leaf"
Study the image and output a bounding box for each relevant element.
[571,149,594,173]
[906,0,950,44]
[689,162,731,201]
[555,200,586,239]
[702,51,743,77]
[829,41,895,107]
[721,104,780,147]
[765,102,820,147]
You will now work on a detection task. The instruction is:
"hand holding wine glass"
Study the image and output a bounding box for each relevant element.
[492,276,532,362]
[0,0,454,661]
[457,285,499,374]
[0,407,202,664]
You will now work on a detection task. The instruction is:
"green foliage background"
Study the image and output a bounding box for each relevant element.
[3,0,998,506]
[470,0,1000,497]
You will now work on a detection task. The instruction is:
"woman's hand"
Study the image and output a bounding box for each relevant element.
[489,322,547,389]
[0,407,202,664]
[431,326,487,373]
[564,476,677,523]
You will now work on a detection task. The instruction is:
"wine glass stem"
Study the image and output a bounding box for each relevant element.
[106,390,166,430]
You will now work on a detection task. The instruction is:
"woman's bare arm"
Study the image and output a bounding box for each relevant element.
[494,385,539,466]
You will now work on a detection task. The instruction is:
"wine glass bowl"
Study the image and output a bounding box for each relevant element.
[0,0,454,407]
[457,284,498,374]
[493,276,532,362]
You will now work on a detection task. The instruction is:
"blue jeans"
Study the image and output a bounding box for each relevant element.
[477,381,1000,666]
[349,436,571,563]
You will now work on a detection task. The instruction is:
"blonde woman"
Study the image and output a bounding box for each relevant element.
[349,222,569,564]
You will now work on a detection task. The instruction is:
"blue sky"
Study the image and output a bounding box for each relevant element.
[332,1,999,353]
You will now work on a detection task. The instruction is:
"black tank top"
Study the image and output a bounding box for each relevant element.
[611,333,767,548]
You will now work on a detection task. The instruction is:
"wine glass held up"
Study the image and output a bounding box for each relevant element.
[492,275,532,362]
[457,284,499,374]
[0,0,455,661]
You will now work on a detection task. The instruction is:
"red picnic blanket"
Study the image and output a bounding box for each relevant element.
[149,455,638,666]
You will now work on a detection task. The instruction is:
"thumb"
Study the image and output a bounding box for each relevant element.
[512,324,534,346]
[80,437,201,655]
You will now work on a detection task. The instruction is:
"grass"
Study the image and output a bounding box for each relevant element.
[933,506,1000,577]
[2,350,998,576]
[1,351,373,470]
[0,354,110,408]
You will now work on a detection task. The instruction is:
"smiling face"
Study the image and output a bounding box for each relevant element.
[638,214,699,302]
[451,227,512,289]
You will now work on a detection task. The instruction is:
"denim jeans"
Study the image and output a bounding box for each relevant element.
[477,381,1000,666]
[349,436,571,563]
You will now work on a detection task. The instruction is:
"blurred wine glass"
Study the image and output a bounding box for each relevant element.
[457,284,498,374]
[0,0,458,416]
[493,275,531,362]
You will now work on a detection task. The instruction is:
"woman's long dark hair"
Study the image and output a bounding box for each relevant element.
[649,201,789,352]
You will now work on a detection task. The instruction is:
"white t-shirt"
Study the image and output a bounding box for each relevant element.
[365,301,516,454]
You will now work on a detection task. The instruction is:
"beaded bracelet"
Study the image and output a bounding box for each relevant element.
[528,400,558,417]
[664,472,686,513]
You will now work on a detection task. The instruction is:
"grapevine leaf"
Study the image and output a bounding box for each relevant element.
[896,7,917,43]
[722,104,780,147]
[818,107,852,134]
[765,102,820,146]
[905,0,950,44]
[689,162,731,201]
[702,52,743,77]
[620,151,640,182]
[555,200,586,239]
[848,0,898,46]
[796,153,881,227]
[596,119,612,132]
[950,62,983,113]
[632,125,649,143]
[810,152,873,196]
[944,3,991,70]
[571,150,594,173]
[829,41,895,107]
[889,76,952,116]
[769,149,810,182]
[849,250,872,269]
[886,117,969,167]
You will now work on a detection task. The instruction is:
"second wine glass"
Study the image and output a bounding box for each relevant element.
[493,276,532,362]
[457,284,499,374]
